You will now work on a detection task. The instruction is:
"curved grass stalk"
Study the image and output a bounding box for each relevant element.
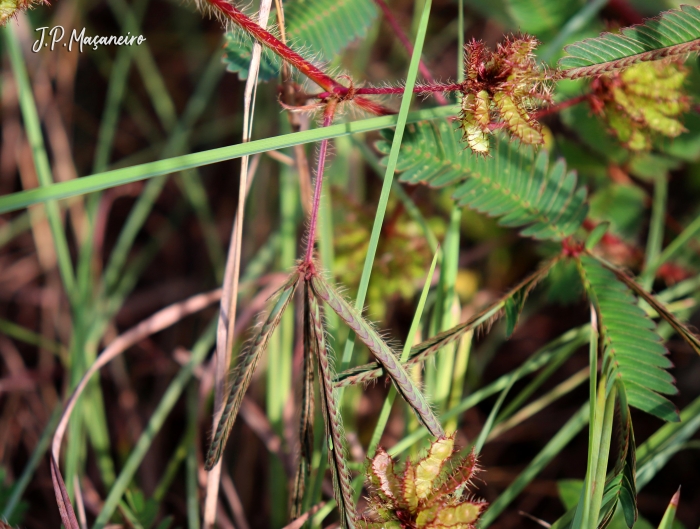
[291,285,316,518]
[310,274,444,438]
[205,272,301,470]
[308,287,356,529]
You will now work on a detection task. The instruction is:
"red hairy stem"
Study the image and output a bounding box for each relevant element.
[311,83,463,100]
[373,0,448,105]
[208,0,343,93]
[304,101,338,265]
[206,0,400,115]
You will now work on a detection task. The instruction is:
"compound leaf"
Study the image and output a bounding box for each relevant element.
[578,255,679,422]
[377,120,587,241]
[559,5,700,78]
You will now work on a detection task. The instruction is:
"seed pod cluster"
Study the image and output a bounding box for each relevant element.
[589,61,690,151]
[459,35,551,154]
[359,437,487,529]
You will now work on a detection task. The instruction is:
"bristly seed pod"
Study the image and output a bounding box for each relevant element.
[359,436,488,529]
[589,60,690,151]
[458,34,551,155]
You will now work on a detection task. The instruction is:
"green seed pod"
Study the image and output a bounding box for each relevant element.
[592,61,689,151]
[494,92,543,145]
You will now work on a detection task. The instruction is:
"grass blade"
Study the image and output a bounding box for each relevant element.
[657,488,680,529]
[3,24,76,299]
[479,405,589,528]
[0,105,459,215]
[365,248,440,461]
[50,454,80,529]
[603,261,700,355]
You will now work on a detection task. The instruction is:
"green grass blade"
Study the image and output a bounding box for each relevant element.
[646,213,700,291]
[389,327,589,457]
[640,174,668,290]
[334,0,434,374]
[2,24,76,299]
[480,405,589,528]
[657,489,680,529]
[0,105,458,215]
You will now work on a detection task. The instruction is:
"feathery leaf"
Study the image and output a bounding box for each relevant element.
[559,5,700,79]
[291,284,317,519]
[223,0,378,81]
[604,263,700,356]
[376,121,588,241]
[578,255,679,422]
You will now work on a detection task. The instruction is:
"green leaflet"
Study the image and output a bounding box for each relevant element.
[559,5,700,78]
[577,255,679,422]
[223,0,378,81]
[284,0,378,60]
[608,266,700,356]
[376,121,587,241]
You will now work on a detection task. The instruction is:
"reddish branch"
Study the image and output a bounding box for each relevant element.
[311,83,463,100]
[208,0,393,115]
[304,100,338,266]
[209,0,340,91]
